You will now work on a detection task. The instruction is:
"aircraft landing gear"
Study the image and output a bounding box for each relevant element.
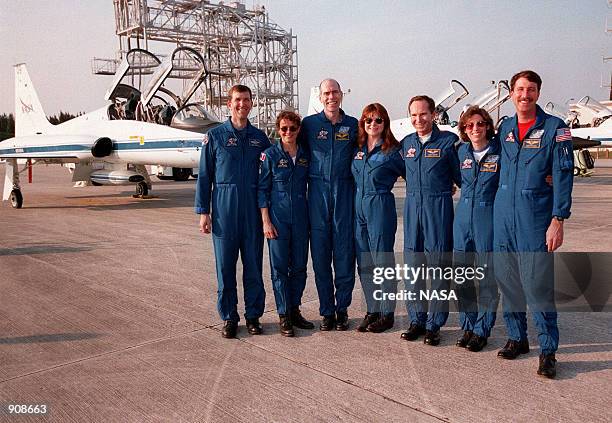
[135,181,149,197]
[10,189,23,209]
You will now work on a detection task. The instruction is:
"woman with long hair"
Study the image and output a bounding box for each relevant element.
[352,103,405,333]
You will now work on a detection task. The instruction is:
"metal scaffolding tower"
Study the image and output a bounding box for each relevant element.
[93,0,299,136]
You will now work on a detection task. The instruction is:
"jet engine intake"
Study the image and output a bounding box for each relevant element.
[91,137,113,158]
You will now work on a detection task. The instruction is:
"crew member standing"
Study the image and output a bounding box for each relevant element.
[298,78,358,331]
[352,103,405,333]
[494,70,573,378]
[401,95,461,346]
[454,106,500,352]
[195,85,271,339]
[258,110,314,337]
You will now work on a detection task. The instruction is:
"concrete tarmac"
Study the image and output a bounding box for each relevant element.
[0,163,610,422]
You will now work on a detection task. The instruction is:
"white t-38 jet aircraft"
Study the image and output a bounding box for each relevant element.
[1,47,220,208]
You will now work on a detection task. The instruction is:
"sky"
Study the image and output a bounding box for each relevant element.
[0,0,610,121]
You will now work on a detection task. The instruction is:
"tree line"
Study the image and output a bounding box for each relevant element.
[0,111,82,141]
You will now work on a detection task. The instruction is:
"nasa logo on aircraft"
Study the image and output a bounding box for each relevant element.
[20,99,33,114]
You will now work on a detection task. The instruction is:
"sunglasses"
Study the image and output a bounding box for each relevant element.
[464,121,487,130]
[365,117,384,125]
[279,126,298,133]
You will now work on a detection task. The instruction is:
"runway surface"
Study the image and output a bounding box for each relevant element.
[1,163,611,422]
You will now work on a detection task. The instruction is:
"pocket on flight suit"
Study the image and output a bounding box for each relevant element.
[212,184,239,238]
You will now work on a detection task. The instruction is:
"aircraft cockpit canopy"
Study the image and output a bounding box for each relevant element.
[104,47,220,130]
[433,80,469,125]
[545,102,579,127]
[171,104,221,133]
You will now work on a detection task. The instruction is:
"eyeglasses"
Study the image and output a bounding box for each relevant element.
[464,121,486,130]
[365,117,384,125]
[279,126,298,133]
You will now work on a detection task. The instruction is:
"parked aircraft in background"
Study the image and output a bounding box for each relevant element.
[0,48,220,208]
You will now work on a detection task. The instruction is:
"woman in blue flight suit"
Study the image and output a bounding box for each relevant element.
[453,106,500,351]
[258,111,314,337]
[352,103,405,333]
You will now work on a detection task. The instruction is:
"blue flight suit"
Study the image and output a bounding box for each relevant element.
[401,125,461,332]
[454,138,500,338]
[494,105,573,355]
[195,119,271,322]
[258,143,310,316]
[299,110,358,317]
[352,142,405,315]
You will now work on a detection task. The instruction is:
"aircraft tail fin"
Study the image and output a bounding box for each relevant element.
[307,86,322,115]
[14,64,52,137]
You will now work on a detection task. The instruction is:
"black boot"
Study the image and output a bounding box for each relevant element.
[357,312,380,332]
[319,315,336,331]
[456,330,473,348]
[279,315,294,337]
[497,339,529,359]
[246,318,263,335]
[537,353,557,378]
[400,323,426,341]
[221,320,238,339]
[466,335,488,352]
[291,307,315,330]
[367,313,394,333]
[335,311,349,331]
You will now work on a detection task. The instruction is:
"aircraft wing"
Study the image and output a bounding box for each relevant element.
[572,136,601,150]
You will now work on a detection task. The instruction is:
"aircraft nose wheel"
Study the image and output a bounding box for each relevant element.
[10,189,23,209]
[135,181,149,197]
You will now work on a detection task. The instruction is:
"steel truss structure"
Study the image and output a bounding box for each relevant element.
[94,0,299,135]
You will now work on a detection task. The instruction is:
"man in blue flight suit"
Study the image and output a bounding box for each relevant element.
[195,84,271,339]
[258,111,314,337]
[401,95,461,346]
[298,78,358,331]
[494,70,573,378]
[453,106,500,352]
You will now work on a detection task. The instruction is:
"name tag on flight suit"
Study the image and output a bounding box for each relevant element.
[523,138,541,149]
[335,126,350,141]
[424,148,441,158]
[481,162,498,172]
